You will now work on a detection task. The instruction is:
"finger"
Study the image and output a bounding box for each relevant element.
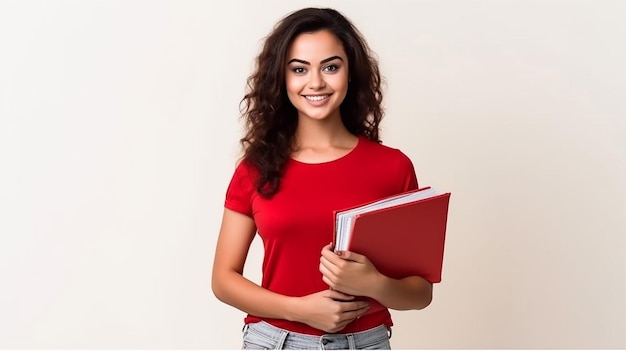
[319,258,337,279]
[321,274,339,291]
[338,304,370,324]
[319,256,340,276]
[319,255,331,269]
[345,301,370,312]
[326,289,355,301]
[320,247,342,265]
[351,305,371,320]
[320,242,334,255]
[334,299,369,313]
[336,314,357,325]
[340,250,366,263]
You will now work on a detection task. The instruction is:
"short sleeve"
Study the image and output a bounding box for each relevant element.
[224,161,257,217]
[397,151,419,192]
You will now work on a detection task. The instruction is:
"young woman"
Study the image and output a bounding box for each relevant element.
[212,7,433,349]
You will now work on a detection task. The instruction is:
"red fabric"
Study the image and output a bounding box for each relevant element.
[224,136,418,336]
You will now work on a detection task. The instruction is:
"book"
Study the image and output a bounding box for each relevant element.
[333,187,451,283]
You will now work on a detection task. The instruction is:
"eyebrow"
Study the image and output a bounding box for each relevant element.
[287,56,344,65]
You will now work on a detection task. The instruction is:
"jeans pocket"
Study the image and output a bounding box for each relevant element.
[357,326,392,350]
[242,324,278,350]
[364,338,391,350]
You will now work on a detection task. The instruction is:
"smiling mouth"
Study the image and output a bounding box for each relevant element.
[303,94,331,102]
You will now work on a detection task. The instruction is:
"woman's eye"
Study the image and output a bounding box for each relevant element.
[292,67,306,74]
[323,65,338,72]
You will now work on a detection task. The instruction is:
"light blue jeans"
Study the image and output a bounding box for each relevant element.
[242,321,392,350]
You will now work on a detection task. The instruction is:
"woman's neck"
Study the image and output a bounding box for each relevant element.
[293,115,354,148]
[291,119,358,163]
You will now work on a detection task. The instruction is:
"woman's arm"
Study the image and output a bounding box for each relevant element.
[211,209,370,332]
[319,244,433,310]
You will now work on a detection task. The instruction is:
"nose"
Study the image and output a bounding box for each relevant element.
[308,70,326,90]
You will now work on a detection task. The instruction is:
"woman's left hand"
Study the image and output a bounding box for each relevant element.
[319,243,382,297]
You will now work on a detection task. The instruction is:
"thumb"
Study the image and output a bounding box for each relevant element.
[339,250,365,263]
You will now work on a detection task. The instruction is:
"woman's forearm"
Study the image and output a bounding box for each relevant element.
[369,274,433,311]
[212,270,297,321]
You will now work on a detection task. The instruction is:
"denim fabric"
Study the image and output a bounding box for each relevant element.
[242,320,392,350]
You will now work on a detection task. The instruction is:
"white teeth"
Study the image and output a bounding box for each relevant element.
[304,95,329,101]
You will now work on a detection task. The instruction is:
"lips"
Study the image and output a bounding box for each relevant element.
[303,94,331,102]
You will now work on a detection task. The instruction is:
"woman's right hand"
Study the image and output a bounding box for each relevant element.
[290,289,370,333]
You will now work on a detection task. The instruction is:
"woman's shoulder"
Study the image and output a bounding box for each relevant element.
[233,157,259,172]
[358,136,413,163]
[355,136,417,189]
[228,158,262,185]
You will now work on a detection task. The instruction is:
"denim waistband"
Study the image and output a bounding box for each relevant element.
[242,320,392,350]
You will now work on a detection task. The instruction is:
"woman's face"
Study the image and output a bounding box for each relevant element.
[285,30,349,123]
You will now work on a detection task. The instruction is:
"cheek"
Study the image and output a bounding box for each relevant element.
[285,79,301,106]
[331,74,349,94]
[285,77,301,95]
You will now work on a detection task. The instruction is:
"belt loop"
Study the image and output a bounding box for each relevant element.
[386,325,393,339]
[242,324,249,333]
[274,329,288,349]
[347,333,356,349]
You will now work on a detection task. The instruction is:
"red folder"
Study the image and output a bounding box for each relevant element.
[333,187,451,283]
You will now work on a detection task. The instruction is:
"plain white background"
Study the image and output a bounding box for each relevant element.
[1,0,625,348]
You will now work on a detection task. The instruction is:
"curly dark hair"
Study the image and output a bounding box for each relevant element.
[240,7,384,197]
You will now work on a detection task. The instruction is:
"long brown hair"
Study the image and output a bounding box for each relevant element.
[240,7,384,197]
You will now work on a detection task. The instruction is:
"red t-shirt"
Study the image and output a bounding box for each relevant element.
[224,136,418,335]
